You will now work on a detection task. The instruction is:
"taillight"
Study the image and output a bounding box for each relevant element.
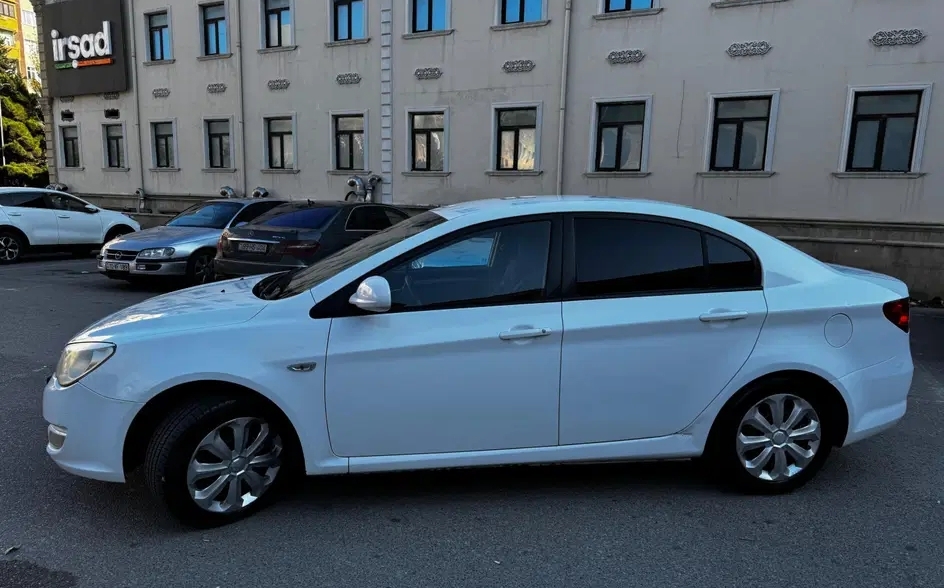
[284,240,320,259]
[218,233,230,256]
[882,298,910,333]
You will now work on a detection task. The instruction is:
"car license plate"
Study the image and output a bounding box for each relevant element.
[104,262,130,271]
[238,242,268,253]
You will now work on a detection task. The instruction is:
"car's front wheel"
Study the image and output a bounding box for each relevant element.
[144,397,292,527]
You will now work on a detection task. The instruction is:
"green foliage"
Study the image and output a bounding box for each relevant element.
[0,40,47,186]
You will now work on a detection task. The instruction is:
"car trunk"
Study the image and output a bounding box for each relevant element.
[222,225,324,264]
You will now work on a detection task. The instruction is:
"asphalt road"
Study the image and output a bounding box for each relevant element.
[1,257,942,588]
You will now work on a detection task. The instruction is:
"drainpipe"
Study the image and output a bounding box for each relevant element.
[128,0,146,207]
[233,0,248,197]
[554,0,573,196]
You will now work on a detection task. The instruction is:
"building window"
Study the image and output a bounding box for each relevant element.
[26,65,39,81]
[410,112,445,171]
[202,3,228,55]
[206,119,232,169]
[709,96,772,172]
[61,127,80,168]
[21,9,36,26]
[0,2,14,18]
[500,0,542,24]
[412,0,446,33]
[594,101,647,172]
[265,117,294,169]
[148,12,172,61]
[104,125,125,168]
[264,0,291,48]
[845,90,924,173]
[603,0,653,12]
[333,0,365,41]
[334,114,365,170]
[495,107,537,171]
[152,122,176,168]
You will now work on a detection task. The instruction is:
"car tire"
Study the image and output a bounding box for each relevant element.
[186,251,214,286]
[0,230,25,264]
[144,396,293,528]
[706,378,834,495]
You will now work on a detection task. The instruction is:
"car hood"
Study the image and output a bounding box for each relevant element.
[106,225,222,250]
[73,276,268,341]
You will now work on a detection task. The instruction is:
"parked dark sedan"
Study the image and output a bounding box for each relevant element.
[214,201,412,278]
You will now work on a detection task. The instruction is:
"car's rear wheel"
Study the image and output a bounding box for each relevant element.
[708,382,832,494]
[144,397,291,527]
[0,231,25,264]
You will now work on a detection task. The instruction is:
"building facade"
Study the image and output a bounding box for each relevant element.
[20,0,40,88]
[35,0,944,294]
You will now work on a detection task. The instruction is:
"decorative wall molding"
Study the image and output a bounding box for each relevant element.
[711,0,789,8]
[414,67,443,80]
[207,83,227,94]
[606,49,646,65]
[726,41,772,57]
[336,72,362,85]
[380,0,393,204]
[870,29,926,47]
[502,59,535,73]
[103,92,119,100]
[267,78,291,91]
[152,88,170,98]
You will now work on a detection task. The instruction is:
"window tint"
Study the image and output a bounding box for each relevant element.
[382,221,552,312]
[50,194,88,212]
[574,218,706,297]
[256,206,339,229]
[230,201,284,226]
[346,206,396,232]
[0,191,48,208]
[166,201,243,229]
[383,208,409,226]
[706,234,758,289]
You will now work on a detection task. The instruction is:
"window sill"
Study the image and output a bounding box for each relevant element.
[258,45,297,54]
[832,172,926,179]
[197,53,232,61]
[584,171,651,178]
[325,38,371,48]
[149,167,181,172]
[485,170,543,176]
[261,168,300,174]
[143,59,175,66]
[203,168,236,173]
[711,0,789,8]
[490,20,550,32]
[59,166,85,171]
[402,171,451,177]
[593,8,663,21]
[698,171,776,178]
[327,169,371,176]
[402,29,454,40]
[103,167,130,172]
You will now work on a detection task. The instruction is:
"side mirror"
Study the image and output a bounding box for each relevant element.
[85,205,99,214]
[348,276,392,313]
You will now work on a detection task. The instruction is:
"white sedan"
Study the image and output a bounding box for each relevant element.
[43,196,914,526]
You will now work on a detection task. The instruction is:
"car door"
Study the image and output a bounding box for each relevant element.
[48,193,104,245]
[323,215,564,458]
[558,213,768,445]
[0,191,59,245]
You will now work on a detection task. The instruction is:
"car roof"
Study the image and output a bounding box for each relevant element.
[0,187,58,193]
[432,195,697,221]
[203,198,289,205]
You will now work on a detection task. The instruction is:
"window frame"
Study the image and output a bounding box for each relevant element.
[101,123,128,170]
[262,114,297,171]
[588,95,653,174]
[561,212,763,302]
[409,0,450,33]
[405,108,449,172]
[203,116,235,170]
[600,0,658,13]
[262,0,294,48]
[0,2,14,18]
[490,101,543,172]
[331,110,369,171]
[59,125,82,169]
[496,0,545,25]
[703,89,781,173]
[837,83,933,174]
[149,119,179,170]
[200,2,229,56]
[331,0,367,42]
[145,9,173,62]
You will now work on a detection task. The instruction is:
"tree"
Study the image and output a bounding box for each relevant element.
[0,39,47,186]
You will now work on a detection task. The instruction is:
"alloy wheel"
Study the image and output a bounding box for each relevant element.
[186,417,283,514]
[0,235,21,262]
[192,255,211,284]
[735,393,822,483]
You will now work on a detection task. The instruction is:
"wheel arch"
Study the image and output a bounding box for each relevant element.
[0,224,30,246]
[104,223,136,242]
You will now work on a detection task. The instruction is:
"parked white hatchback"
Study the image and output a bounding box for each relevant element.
[43,196,914,526]
[0,187,140,263]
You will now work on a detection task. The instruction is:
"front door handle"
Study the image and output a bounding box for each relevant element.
[499,327,552,341]
[699,310,749,323]
[7,212,21,216]
[57,214,70,219]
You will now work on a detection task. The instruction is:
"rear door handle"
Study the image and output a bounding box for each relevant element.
[699,310,749,323]
[499,328,552,341]
[57,214,70,219]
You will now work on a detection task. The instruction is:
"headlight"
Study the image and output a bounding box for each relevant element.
[138,247,176,259]
[54,342,116,387]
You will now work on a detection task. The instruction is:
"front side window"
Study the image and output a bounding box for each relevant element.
[152,122,175,168]
[500,0,542,24]
[412,0,446,33]
[334,114,365,170]
[166,201,244,229]
[846,90,923,173]
[202,3,228,55]
[265,117,294,169]
[104,124,124,168]
[410,112,445,171]
[264,0,292,48]
[61,126,80,168]
[595,101,645,172]
[496,107,537,171]
[333,0,365,41]
[709,97,772,171]
[148,11,171,60]
[206,119,232,169]
[604,0,653,12]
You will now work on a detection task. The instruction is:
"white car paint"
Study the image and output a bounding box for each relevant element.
[43,196,913,487]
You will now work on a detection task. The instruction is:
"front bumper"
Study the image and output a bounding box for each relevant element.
[838,354,914,446]
[43,377,143,483]
[214,257,301,278]
[97,255,189,278]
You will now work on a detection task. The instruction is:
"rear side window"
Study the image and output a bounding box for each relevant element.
[0,192,48,208]
[254,205,340,229]
[384,207,409,225]
[705,234,757,289]
[347,206,396,231]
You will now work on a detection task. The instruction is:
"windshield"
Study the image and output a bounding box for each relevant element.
[274,210,447,299]
[252,204,340,229]
[166,201,244,229]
